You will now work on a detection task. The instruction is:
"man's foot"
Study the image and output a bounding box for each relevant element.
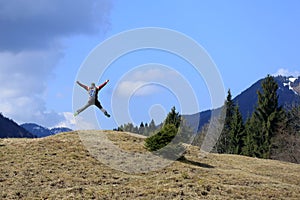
[104,111,110,118]
[74,112,79,117]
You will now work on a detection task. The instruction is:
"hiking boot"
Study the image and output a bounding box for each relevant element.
[104,111,110,118]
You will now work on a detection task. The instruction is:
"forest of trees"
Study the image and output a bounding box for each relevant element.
[196,75,300,163]
[117,75,300,163]
[115,118,158,136]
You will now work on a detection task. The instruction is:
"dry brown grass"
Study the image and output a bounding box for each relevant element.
[1,130,300,199]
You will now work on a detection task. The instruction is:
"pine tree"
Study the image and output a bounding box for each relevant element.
[215,89,235,153]
[139,122,145,134]
[287,105,300,134]
[145,106,185,159]
[177,118,196,144]
[144,124,177,151]
[192,123,209,147]
[247,75,284,158]
[133,126,139,133]
[164,106,181,128]
[144,123,149,135]
[124,123,134,132]
[228,104,245,154]
[242,116,260,157]
[148,119,156,133]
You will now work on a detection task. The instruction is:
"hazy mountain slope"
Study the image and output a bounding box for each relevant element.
[184,76,300,132]
[233,75,300,120]
[0,130,299,199]
[21,123,72,138]
[0,113,35,138]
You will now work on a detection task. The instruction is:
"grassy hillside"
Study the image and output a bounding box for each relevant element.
[0,130,300,199]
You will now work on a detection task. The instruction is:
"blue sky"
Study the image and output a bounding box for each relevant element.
[1,0,300,130]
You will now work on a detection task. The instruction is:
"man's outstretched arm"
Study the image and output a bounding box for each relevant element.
[76,81,89,91]
[97,80,109,90]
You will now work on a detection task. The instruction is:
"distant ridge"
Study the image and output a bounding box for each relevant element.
[0,113,72,138]
[21,123,72,138]
[0,113,35,138]
[184,75,300,132]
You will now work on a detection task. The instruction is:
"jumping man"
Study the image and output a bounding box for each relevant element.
[74,80,111,117]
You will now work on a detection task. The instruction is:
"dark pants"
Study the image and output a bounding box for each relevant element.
[77,98,107,114]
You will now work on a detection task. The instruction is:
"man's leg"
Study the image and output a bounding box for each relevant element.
[74,99,94,116]
[95,100,110,118]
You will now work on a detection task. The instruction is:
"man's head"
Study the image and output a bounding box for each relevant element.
[91,83,96,88]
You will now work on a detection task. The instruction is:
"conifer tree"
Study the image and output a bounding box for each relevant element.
[139,122,145,134]
[228,104,245,154]
[145,106,186,159]
[145,107,181,151]
[164,106,181,128]
[148,119,156,132]
[246,75,284,158]
[215,89,235,153]
[242,117,256,156]
[287,105,300,134]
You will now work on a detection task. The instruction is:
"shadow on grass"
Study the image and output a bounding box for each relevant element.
[178,156,214,169]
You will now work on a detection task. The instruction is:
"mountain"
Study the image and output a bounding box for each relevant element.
[0,130,299,199]
[233,75,300,120]
[0,113,35,138]
[21,123,52,138]
[21,123,72,138]
[184,76,300,132]
[51,127,73,134]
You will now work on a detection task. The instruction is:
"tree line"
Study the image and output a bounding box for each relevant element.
[195,75,300,162]
[116,75,300,163]
[115,119,158,136]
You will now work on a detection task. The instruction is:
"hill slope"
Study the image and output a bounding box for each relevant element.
[0,130,299,199]
[0,113,35,138]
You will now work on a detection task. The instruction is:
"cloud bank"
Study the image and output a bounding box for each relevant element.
[115,68,179,97]
[273,68,300,77]
[0,0,113,128]
[0,0,112,51]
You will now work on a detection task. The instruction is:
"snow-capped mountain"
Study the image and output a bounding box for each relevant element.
[51,127,73,134]
[21,123,72,138]
[184,75,300,132]
[282,76,300,95]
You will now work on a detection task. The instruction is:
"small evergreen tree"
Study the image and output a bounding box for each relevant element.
[148,119,156,133]
[242,118,253,156]
[143,123,149,135]
[287,105,300,134]
[144,123,177,151]
[215,89,235,153]
[145,107,186,159]
[192,123,209,147]
[145,107,181,151]
[164,106,181,128]
[139,122,145,134]
[228,104,245,154]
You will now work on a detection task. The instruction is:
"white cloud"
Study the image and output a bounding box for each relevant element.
[0,50,63,127]
[0,1,113,128]
[115,67,179,97]
[0,0,113,51]
[115,81,162,97]
[112,66,200,123]
[273,68,300,77]
[54,112,76,129]
[130,68,168,81]
[53,112,95,130]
